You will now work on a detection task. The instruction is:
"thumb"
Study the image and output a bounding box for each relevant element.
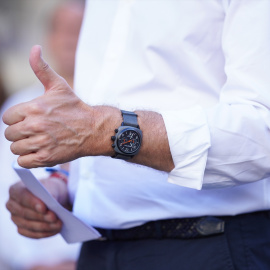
[29,45,67,91]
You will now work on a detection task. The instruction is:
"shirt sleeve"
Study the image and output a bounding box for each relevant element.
[161,0,270,190]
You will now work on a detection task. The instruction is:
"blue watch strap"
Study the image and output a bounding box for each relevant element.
[121,110,139,128]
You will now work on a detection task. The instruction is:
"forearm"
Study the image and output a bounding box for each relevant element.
[2,45,173,172]
[41,177,70,208]
[133,110,174,172]
[86,106,174,172]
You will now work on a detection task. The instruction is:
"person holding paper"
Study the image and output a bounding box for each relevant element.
[3,1,270,269]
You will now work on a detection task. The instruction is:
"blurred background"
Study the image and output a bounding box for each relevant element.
[0,0,71,95]
[0,0,83,94]
[0,1,85,269]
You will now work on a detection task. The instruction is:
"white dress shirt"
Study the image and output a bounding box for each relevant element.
[71,0,270,229]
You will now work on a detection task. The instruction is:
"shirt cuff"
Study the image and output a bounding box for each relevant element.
[160,106,211,190]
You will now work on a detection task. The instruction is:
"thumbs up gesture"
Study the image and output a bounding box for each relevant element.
[2,45,114,168]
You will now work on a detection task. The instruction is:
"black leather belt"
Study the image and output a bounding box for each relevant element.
[95,216,225,241]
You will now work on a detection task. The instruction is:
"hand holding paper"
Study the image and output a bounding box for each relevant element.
[8,163,101,243]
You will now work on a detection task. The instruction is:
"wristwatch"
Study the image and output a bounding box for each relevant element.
[111,110,143,160]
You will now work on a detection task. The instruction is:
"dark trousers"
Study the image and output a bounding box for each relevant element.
[77,211,270,270]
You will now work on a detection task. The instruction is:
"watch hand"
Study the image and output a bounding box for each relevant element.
[121,140,134,145]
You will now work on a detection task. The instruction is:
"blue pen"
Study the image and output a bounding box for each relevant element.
[45,167,69,177]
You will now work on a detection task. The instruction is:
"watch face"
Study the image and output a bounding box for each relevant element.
[117,129,141,154]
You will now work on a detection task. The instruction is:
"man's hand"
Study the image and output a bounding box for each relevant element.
[2,45,174,172]
[5,177,68,239]
[2,45,98,168]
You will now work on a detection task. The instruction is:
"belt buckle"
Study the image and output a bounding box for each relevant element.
[196,216,225,236]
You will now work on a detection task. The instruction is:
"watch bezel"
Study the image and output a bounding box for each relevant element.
[114,126,143,156]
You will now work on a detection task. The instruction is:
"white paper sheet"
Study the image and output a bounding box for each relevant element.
[13,163,101,244]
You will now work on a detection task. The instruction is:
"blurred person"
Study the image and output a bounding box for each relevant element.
[45,0,84,90]
[0,1,84,270]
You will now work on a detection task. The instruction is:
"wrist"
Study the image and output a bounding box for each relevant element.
[131,110,174,172]
[82,106,122,157]
[41,176,70,208]
[111,110,143,160]
[46,168,69,184]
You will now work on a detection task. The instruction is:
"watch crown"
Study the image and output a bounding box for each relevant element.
[111,136,116,141]
[112,144,116,148]
[114,129,118,133]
